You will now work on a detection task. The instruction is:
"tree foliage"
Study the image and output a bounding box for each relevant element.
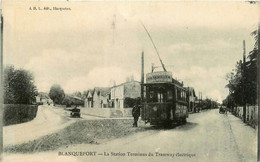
[4,65,38,104]
[224,30,258,106]
[49,84,65,105]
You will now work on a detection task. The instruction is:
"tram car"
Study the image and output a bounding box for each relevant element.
[141,71,188,125]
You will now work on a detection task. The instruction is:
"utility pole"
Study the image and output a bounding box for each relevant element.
[257,21,260,162]
[141,51,144,103]
[242,40,246,123]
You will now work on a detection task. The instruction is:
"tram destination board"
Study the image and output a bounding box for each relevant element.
[146,71,172,83]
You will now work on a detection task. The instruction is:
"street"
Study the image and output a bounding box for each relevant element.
[3,105,75,146]
[3,109,257,162]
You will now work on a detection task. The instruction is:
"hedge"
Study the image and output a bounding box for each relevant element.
[4,104,38,126]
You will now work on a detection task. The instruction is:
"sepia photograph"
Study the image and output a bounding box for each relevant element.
[1,1,259,162]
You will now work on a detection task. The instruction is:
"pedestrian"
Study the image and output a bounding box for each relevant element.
[225,107,228,115]
[132,105,140,127]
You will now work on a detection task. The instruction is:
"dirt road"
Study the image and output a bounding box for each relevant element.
[3,109,257,162]
[3,105,75,146]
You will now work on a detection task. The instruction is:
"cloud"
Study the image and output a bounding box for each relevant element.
[3,2,258,102]
[64,67,140,93]
[168,43,193,52]
[24,49,101,92]
[174,66,229,102]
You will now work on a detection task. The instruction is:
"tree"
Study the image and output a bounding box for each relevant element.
[4,65,38,104]
[49,84,65,105]
[4,65,15,104]
[72,91,82,99]
[225,29,258,107]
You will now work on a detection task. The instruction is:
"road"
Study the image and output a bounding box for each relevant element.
[3,105,75,146]
[3,109,257,162]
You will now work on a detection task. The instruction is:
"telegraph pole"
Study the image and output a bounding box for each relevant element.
[257,21,260,162]
[141,51,144,103]
[242,40,246,123]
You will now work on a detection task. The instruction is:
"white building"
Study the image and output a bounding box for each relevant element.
[110,80,141,109]
[36,92,53,105]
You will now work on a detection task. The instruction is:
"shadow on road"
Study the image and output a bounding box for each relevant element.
[141,122,198,131]
[175,122,198,131]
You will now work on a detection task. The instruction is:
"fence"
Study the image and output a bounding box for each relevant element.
[233,105,258,128]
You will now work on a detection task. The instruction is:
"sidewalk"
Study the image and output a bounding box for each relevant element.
[227,113,257,162]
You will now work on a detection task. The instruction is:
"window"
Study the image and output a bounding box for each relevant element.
[149,90,158,102]
[167,90,173,101]
[158,92,164,103]
[177,88,181,100]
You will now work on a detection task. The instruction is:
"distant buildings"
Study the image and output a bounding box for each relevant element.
[85,90,94,108]
[93,87,111,108]
[84,80,141,109]
[185,87,197,112]
[36,92,53,105]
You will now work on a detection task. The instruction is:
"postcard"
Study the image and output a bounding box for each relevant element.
[1,1,258,162]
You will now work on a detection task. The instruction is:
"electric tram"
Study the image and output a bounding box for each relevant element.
[141,71,188,125]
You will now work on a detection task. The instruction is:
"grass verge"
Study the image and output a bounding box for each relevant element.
[4,119,146,153]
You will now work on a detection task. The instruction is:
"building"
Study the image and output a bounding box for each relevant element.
[185,87,196,112]
[93,87,111,108]
[85,90,94,108]
[36,92,53,105]
[110,80,141,109]
[84,87,111,108]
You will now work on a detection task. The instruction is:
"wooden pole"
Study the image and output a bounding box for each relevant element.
[141,51,144,103]
[257,21,260,162]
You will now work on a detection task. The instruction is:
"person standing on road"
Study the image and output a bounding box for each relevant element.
[132,105,140,127]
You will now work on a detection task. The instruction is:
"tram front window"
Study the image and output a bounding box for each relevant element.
[149,90,158,102]
[158,92,164,103]
[147,86,169,103]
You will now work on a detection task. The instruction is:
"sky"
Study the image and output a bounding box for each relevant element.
[2,1,259,102]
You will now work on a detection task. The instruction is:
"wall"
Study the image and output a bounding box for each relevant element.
[93,91,100,108]
[124,108,133,117]
[234,106,257,128]
[4,104,38,126]
[81,108,124,118]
